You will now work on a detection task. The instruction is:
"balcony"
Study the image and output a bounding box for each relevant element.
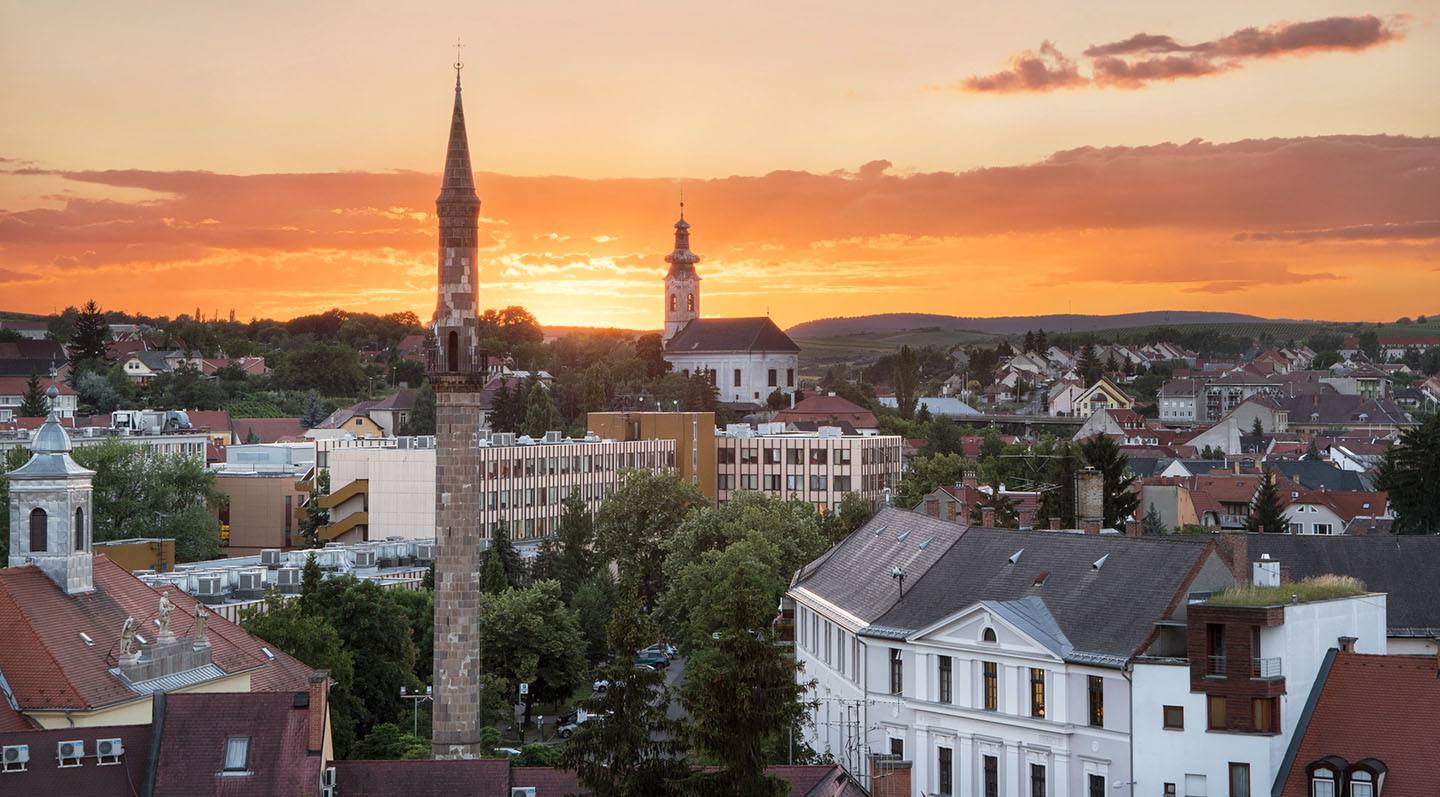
[1252,657,1283,679]
[1206,655,1227,676]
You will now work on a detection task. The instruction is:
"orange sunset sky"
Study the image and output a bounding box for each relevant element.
[1,1,1437,329]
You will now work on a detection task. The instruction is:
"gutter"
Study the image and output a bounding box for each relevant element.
[141,691,166,797]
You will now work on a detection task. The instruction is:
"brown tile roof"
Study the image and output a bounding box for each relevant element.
[0,556,311,712]
[1283,490,1388,523]
[333,759,511,796]
[1278,651,1440,797]
[664,317,801,353]
[150,691,318,797]
[184,409,231,433]
[230,417,306,444]
[0,376,77,396]
[773,395,878,430]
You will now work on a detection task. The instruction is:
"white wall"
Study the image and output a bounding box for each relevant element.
[665,350,799,404]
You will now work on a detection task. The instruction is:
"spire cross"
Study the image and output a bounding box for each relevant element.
[679,185,685,220]
[453,37,465,85]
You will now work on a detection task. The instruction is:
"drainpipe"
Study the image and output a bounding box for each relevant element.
[859,636,871,792]
[1123,663,1135,797]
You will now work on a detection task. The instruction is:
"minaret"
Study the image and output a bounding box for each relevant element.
[430,56,488,760]
[662,203,701,345]
[7,385,95,595]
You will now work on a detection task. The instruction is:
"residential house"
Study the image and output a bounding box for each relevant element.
[1327,440,1392,473]
[0,319,48,340]
[0,377,78,421]
[918,479,1042,529]
[1280,489,1389,535]
[1073,377,1133,417]
[0,340,68,379]
[1275,393,1413,436]
[1046,381,1084,417]
[1157,377,1202,424]
[774,394,880,435]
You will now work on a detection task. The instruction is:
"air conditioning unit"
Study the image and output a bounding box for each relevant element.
[511,788,537,797]
[1,744,28,772]
[260,549,283,568]
[237,569,265,594]
[194,575,224,600]
[322,766,337,797]
[56,740,83,767]
[353,550,376,569]
[95,738,124,764]
[276,567,302,591]
[415,543,435,562]
[544,430,562,443]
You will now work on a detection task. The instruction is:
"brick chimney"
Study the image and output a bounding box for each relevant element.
[1212,532,1250,586]
[1049,517,1061,530]
[1124,519,1141,537]
[982,507,996,528]
[870,755,912,797]
[1082,519,1102,535]
[308,670,330,755]
[1019,507,1035,530]
[1337,636,1357,654]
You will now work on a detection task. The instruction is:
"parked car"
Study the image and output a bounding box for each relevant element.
[592,678,609,694]
[633,653,668,669]
[556,708,610,739]
[638,643,677,661]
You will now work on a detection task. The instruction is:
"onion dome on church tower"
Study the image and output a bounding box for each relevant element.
[663,205,700,279]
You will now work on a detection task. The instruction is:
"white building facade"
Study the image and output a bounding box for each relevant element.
[713,424,901,511]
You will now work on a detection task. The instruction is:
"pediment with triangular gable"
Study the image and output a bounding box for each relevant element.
[905,597,1068,663]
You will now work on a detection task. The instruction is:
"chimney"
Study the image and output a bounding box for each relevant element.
[1337,636,1357,654]
[1083,519,1102,535]
[982,507,996,528]
[1212,531,1250,586]
[307,671,330,755]
[1075,468,1104,527]
[869,755,912,797]
[963,471,979,489]
[1124,519,1141,537]
[1049,517,1061,531]
[1019,507,1035,530]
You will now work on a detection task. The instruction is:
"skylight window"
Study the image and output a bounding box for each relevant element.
[222,736,250,772]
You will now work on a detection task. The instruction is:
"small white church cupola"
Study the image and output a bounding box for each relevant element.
[7,385,96,594]
[662,203,701,345]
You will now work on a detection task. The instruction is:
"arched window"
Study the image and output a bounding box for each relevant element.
[447,331,459,372]
[670,294,677,312]
[75,506,85,552]
[982,627,998,643]
[687,293,694,312]
[29,508,47,552]
[1308,768,1336,797]
[1348,770,1373,797]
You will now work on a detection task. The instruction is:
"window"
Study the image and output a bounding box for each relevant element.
[1208,695,1228,730]
[768,369,777,387]
[1031,764,1046,797]
[984,755,999,797]
[889,736,903,758]
[809,448,828,465]
[938,746,953,795]
[733,369,742,387]
[833,475,851,491]
[1314,523,1332,535]
[223,736,250,772]
[1030,668,1046,718]
[670,294,677,312]
[786,449,803,465]
[1348,770,1374,797]
[982,627,998,643]
[764,447,780,465]
[29,508,46,552]
[718,448,736,464]
[787,368,795,387]
[810,475,827,491]
[837,448,852,464]
[686,293,694,311]
[1252,697,1277,733]
[938,656,952,703]
[889,648,903,694]
[1091,774,1108,797]
[787,474,801,491]
[983,662,998,710]
[1206,623,1226,675]
[740,447,758,465]
[1229,763,1249,797]
[717,474,734,491]
[764,474,781,490]
[1309,767,1336,797]
[1163,705,1185,729]
[1088,675,1104,727]
[74,506,85,551]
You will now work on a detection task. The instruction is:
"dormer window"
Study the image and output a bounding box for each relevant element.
[1348,770,1373,797]
[222,736,251,774]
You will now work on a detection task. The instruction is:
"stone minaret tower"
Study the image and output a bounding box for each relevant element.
[430,64,488,760]
[661,206,701,345]
[7,385,95,595]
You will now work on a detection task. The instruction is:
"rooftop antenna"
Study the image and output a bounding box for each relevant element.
[891,566,907,597]
[453,36,465,86]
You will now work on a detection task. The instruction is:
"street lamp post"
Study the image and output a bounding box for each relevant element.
[401,685,433,736]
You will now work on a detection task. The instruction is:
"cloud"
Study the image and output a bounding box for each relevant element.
[948,15,1404,93]
[1235,221,1440,242]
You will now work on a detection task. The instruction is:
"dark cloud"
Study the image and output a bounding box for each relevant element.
[948,15,1404,93]
[1235,221,1440,242]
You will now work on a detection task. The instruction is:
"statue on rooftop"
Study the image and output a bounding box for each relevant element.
[156,591,175,638]
[193,602,209,646]
[119,616,139,659]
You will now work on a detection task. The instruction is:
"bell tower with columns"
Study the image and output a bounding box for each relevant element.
[7,385,96,595]
[662,204,701,346]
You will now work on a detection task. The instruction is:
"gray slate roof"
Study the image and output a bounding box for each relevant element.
[1242,535,1440,637]
[665,317,801,354]
[869,526,1222,665]
[1268,461,1373,492]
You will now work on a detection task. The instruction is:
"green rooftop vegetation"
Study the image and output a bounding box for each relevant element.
[1207,575,1366,607]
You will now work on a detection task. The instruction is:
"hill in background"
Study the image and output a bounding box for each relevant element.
[787,311,1311,339]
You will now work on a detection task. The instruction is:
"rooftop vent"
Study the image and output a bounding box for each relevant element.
[896,530,911,543]
[918,535,935,550]
[873,525,887,536]
[261,647,276,660]
[79,632,94,647]
[1033,571,1050,586]
[1092,554,1109,571]
[1007,549,1024,565]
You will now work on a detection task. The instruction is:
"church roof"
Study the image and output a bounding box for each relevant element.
[664,317,800,354]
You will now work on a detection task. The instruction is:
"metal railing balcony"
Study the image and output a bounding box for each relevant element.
[1252,657,1283,679]
[1206,655,1227,676]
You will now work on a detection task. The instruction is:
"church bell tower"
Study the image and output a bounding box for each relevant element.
[662,205,701,345]
[7,386,95,595]
[429,57,488,760]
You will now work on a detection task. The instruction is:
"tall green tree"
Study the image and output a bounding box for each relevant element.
[1077,341,1101,385]
[1247,470,1287,533]
[18,370,48,417]
[522,382,564,437]
[488,520,525,589]
[595,470,705,609]
[678,556,812,796]
[562,588,688,796]
[1141,503,1167,535]
[893,344,919,420]
[1077,435,1140,529]
[400,382,436,435]
[69,299,110,369]
[300,392,328,428]
[569,570,618,666]
[556,488,598,600]
[895,452,975,508]
[70,439,225,561]
[634,332,671,380]
[1376,413,1440,534]
[298,469,331,548]
[476,580,586,730]
[835,492,874,538]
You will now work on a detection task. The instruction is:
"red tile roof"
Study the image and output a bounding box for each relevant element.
[1279,651,1440,797]
[231,417,307,443]
[150,691,319,797]
[0,376,77,396]
[773,395,878,430]
[334,759,512,796]
[1283,490,1389,523]
[0,556,311,712]
[184,409,231,434]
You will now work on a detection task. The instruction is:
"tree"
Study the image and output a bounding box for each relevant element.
[69,299,110,370]
[1141,503,1167,535]
[488,380,525,433]
[1078,435,1140,530]
[1037,442,1080,530]
[400,382,435,435]
[1198,445,1226,460]
[893,344,919,419]
[970,475,1018,528]
[1022,330,1036,353]
[1376,412,1440,534]
[570,570,618,666]
[765,388,788,411]
[70,439,225,561]
[522,382,563,437]
[836,492,874,537]
[18,370,47,417]
[488,520,525,589]
[274,342,367,396]
[1251,416,1265,437]
[483,549,509,594]
[595,470,705,609]
[298,469,331,548]
[1247,470,1287,534]
[1076,341,1101,385]
[635,333,671,380]
[388,587,435,687]
[476,580,586,731]
[555,488,598,600]
[351,723,431,760]
[304,576,419,740]
[300,392,328,428]
[1357,329,1381,361]
[300,551,323,604]
[1303,440,1322,461]
[678,556,812,796]
[895,452,974,508]
[241,594,361,756]
[562,588,688,796]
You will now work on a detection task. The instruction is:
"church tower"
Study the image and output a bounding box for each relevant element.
[662,207,701,345]
[429,62,488,760]
[7,385,95,595]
